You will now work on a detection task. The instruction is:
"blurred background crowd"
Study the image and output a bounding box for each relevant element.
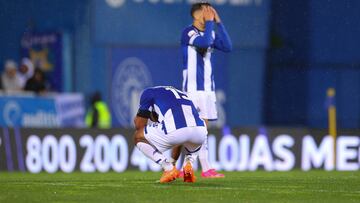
[1,58,49,94]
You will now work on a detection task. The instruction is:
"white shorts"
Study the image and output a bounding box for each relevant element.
[187,91,217,120]
[144,123,207,153]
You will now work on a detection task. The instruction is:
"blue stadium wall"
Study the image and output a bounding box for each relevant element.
[0,0,360,128]
[267,0,360,128]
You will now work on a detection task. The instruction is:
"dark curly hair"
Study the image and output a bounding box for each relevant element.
[190,2,212,18]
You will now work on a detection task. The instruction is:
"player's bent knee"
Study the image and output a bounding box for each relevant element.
[133,130,152,146]
[133,130,145,144]
[134,137,150,145]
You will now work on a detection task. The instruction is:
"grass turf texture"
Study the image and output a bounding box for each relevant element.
[0,171,359,203]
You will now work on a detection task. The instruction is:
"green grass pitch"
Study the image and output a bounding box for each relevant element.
[0,171,359,202]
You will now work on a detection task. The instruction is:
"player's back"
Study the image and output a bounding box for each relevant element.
[144,86,205,133]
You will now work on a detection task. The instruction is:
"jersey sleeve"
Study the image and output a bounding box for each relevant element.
[181,28,197,46]
[137,89,153,118]
[213,23,232,52]
[181,21,215,48]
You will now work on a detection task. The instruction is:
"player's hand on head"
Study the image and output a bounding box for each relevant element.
[210,7,221,23]
[203,6,214,21]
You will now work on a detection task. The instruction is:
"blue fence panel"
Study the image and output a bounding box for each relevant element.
[0,96,57,127]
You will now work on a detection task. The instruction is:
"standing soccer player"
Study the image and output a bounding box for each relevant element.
[172,3,232,178]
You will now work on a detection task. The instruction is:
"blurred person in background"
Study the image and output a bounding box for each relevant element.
[85,91,112,129]
[24,68,48,94]
[1,60,23,92]
[18,58,34,88]
[172,3,232,178]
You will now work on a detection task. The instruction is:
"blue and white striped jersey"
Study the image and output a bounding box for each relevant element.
[181,21,232,92]
[138,86,205,134]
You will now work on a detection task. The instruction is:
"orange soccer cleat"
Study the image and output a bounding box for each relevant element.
[183,161,196,183]
[159,167,179,183]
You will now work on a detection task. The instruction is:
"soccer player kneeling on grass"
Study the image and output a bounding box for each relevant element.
[133,86,207,183]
